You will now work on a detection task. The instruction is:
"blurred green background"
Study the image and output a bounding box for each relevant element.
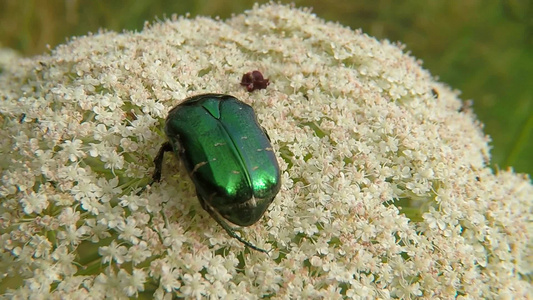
[1,0,531,176]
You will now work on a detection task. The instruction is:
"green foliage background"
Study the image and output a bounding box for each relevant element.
[1,0,531,176]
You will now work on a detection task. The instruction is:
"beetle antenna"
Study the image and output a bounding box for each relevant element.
[203,203,270,254]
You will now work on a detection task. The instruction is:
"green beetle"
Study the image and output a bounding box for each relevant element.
[152,94,281,253]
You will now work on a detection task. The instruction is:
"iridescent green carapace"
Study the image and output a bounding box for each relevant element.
[153,94,281,253]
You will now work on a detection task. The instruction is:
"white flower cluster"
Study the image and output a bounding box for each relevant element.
[1,3,531,299]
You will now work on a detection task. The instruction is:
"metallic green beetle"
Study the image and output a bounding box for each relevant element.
[152,94,281,253]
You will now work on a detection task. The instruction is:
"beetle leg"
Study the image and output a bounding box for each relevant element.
[136,142,172,196]
[198,195,269,254]
[152,141,173,183]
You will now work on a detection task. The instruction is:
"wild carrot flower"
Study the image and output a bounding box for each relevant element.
[1,3,531,299]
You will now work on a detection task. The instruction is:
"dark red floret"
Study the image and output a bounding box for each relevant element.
[240,70,270,92]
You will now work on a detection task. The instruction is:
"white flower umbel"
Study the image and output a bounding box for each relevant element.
[1,3,531,299]
[0,47,20,72]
